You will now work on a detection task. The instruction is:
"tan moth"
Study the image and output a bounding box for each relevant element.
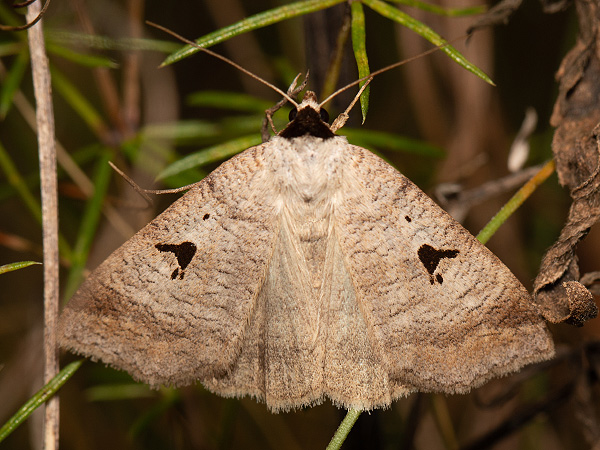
[58,41,554,412]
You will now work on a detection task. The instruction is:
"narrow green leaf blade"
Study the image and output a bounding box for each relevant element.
[0,139,42,223]
[50,66,108,137]
[386,0,486,17]
[86,383,156,402]
[363,0,494,85]
[47,30,180,53]
[0,48,28,118]
[46,42,119,68]
[0,360,84,444]
[157,134,262,179]
[477,160,555,244]
[63,151,113,300]
[187,91,273,113]
[0,140,73,260]
[0,261,41,274]
[0,41,25,58]
[343,128,444,157]
[142,120,220,141]
[162,0,346,65]
[350,1,370,123]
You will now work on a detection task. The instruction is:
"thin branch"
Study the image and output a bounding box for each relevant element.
[26,2,60,449]
[476,160,556,244]
[326,409,361,450]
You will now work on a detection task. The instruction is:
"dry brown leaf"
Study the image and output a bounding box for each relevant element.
[467,0,570,34]
[532,0,600,326]
[467,0,523,34]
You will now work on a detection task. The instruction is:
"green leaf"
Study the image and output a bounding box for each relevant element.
[50,66,108,137]
[219,115,268,135]
[320,17,353,101]
[157,134,262,179]
[386,0,486,17]
[362,0,494,85]
[0,41,25,58]
[86,383,156,401]
[477,160,555,244]
[47,30,180,53]
[0,139,42,223]
[350,2,370,123]
[187,91,273,113]
[0,140,72,260]
[162,0,346,65]
[0,48,28,118]
[142,120,221,141]
[63,151,113,300]
[46,42,119,69]
[141,116,266,144]
[343,128,444,157]
[0,261,41,274]
[0,360,84,444]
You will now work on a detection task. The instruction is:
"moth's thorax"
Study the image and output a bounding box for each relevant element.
[271,135,346,206]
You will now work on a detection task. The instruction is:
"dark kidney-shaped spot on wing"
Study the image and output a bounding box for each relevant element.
[155,242,197,280]
[418,244,459,285]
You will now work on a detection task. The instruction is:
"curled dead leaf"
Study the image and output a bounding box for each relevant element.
[532,0,600,326]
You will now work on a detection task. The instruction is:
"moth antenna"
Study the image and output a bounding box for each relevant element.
[142,184,199,195]
[330,77,373,132]
[108,162,197,208]
[108,162,153,207]
[147,21,299,107]
[261,72,310,141]
[319,35,472,108]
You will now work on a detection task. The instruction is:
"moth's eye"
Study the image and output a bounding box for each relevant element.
[320,108,330,123]
[289,108,298,121]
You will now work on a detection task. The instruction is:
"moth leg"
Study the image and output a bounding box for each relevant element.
[261,73,309,141]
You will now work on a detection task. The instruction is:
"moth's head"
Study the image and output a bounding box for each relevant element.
[279,91,334,140]
[289,91,330,123]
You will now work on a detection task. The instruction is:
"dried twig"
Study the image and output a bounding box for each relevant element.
[26,2,59,449]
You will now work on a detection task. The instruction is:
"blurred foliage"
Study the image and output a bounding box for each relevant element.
[0,0,598,449]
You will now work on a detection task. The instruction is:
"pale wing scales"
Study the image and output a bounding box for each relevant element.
[205,210,325,411]
[335,145,554,393]
[262,216,323,409]
[58,143,281,387]
[322,232,414,410]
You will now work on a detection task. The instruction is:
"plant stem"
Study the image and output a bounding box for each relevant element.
[326,409,361,450]
[0,360,84,444]
[26,2,60,449]
[477,159,556,244]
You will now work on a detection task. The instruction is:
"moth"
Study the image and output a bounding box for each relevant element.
[58,89,554,412]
